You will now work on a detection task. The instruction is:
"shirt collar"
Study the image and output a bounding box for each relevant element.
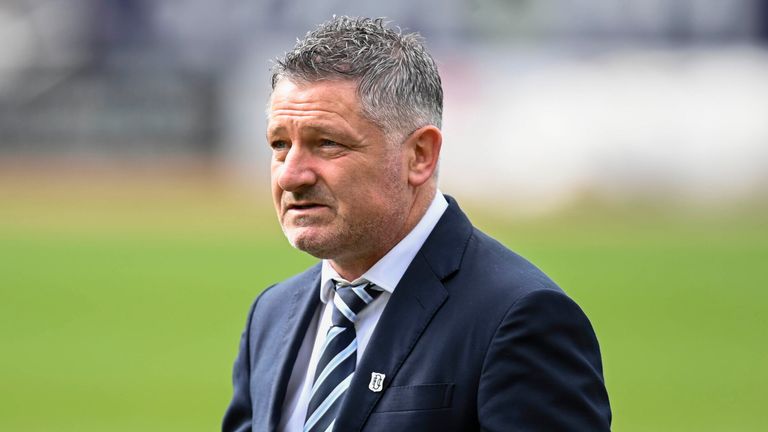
[320,191,449,303]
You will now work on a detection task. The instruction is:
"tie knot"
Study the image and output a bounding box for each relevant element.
[331,281,382,327]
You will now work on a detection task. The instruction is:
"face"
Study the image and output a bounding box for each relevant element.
[267,79,412,271]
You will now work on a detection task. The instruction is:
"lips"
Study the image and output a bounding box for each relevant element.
[285,202,328,212]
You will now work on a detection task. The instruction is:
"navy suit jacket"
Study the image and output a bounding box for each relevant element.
[223,197,611,431]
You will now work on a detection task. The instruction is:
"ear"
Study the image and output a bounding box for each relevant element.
[405,125,442,187]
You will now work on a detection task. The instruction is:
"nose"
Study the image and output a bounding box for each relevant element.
[275,146,317,192]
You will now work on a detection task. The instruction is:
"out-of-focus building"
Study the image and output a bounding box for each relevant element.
[1,0,766,208]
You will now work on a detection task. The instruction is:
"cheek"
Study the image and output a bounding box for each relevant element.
[351,173,402,212]
[270,176,283,208]
[271,162,282,188]
[376,156,407,193]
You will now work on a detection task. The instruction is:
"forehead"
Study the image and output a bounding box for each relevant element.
[268,79,363,123]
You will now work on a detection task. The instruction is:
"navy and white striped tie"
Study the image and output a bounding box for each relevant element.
[303,281,382,432]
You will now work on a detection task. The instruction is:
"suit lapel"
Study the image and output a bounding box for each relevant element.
[333,252,447,431]
[333,197,474,431]
[266,267,322,432]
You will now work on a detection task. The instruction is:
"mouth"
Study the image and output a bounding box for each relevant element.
[286,202,328,212]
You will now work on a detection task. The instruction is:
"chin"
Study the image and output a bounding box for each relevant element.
[284,226,338,259]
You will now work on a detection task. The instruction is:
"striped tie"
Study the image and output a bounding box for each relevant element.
[303,281,382,432]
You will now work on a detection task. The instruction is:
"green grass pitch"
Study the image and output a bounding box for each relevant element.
[1,179,766,431]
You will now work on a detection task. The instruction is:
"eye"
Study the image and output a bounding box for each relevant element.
[271,140,289,151]
[319,139,340,148]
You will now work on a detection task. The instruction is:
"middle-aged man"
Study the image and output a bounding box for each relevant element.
[224,16,611,432]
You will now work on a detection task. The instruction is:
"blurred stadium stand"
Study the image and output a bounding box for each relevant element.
[1,0,766,207]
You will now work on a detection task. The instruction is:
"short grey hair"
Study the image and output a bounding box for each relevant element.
[271,16,443,141]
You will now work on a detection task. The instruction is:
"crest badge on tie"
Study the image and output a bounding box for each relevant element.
[369,372,385,392]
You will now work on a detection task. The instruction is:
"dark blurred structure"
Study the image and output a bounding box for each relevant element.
[1,0,767,207]
[0,0,218,158]
[0,0,466,159]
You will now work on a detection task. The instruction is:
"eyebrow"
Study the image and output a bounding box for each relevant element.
[267,123,351,139]
[266,125,288,137]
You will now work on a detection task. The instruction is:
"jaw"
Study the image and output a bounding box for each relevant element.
[281,223,336,256]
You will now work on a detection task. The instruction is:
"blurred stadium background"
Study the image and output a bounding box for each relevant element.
[1,0,766,430]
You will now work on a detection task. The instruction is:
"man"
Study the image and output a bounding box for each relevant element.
[223,16,611,432]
